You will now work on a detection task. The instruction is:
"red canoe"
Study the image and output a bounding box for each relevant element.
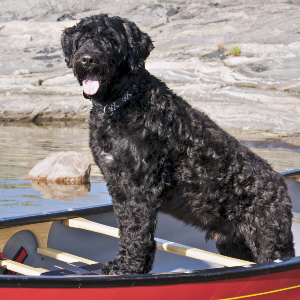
[0,168,299,300]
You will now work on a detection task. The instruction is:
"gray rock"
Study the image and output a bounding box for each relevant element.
[282,136,300,147]
[12,69,31,76]
[26,151,91,184]
[0,0,300,133]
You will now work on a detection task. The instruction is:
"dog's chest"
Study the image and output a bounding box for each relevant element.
[99,151,114,162]
[89,115,144,167]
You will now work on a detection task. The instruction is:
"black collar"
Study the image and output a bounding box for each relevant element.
[92,85,136,117]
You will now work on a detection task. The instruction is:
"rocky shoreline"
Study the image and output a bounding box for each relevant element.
[1,0,300,136]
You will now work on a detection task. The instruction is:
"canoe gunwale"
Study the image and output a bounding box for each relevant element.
[0,203,114,229]
[282,168,300,178]
[0,256,299,288]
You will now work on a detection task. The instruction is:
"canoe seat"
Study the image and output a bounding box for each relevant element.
[0,247,104,276]
[293,212,300,223]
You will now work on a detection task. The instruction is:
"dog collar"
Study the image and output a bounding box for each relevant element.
[92,85,136,117]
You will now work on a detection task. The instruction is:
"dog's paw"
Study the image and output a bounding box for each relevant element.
[101,260,124,275]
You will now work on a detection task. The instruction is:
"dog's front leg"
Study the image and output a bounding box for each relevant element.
[102,193,160,275]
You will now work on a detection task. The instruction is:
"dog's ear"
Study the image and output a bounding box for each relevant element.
[122,21,154,74]
[61,26,76,68]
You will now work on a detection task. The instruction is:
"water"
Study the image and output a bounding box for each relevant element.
[1,122,300,218]
[0,122,110,218]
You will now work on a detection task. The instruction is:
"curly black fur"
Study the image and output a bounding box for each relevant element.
[61,14,295,275]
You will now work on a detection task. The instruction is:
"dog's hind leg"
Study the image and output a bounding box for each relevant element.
[236,210,294,263]
[101,189,162,275]
[215,224,294,264]
[207,227,255,262]
[215,234,254,262]
[273,228,295,260]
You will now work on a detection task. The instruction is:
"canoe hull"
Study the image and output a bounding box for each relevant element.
[0,267,300,300]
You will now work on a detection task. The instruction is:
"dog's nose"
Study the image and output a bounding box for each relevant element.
[81,55,95,67]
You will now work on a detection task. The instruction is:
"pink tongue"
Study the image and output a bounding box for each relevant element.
[83,73,100,95]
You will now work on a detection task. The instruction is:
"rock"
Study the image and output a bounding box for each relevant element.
[12,69,31,76]
[282,136,300,147]
[1,1,300,133]
[26,151,91,184]
[42,73,77,86]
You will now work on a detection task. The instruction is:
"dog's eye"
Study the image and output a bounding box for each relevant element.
[110,40,115,45]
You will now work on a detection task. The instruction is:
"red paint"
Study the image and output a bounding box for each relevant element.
[0,252,8,260]
[6,247,28,275]
[14,248,28,264]
[1,268,300,300]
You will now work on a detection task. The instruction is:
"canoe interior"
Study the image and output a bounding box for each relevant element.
[0,211,221,274]
[0,176,299,275]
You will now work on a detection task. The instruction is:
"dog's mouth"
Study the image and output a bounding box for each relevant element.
[82,73,100,95]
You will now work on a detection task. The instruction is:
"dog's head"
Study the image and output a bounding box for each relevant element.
[61,14,154,98]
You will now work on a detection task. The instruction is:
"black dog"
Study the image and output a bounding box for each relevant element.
[61,14,294,275]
